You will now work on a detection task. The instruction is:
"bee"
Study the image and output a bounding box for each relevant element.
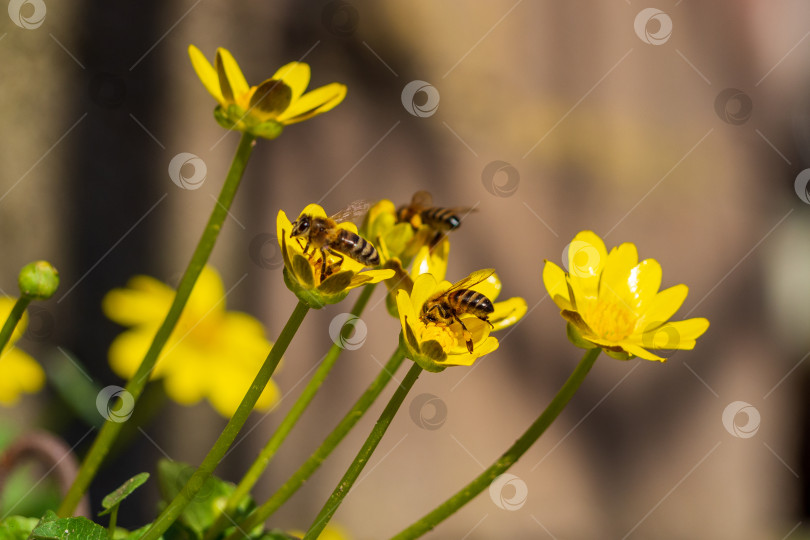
[420,269,495,354]
[396,191,476,247]
[290,201,379,280]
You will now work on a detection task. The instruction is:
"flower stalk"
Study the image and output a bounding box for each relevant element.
[225,344,407,540]
[57,132,257,517]
[390,348,600,539]
[304,359,423,539]
[0,297,31,355]
[140,300,310,540]
[206,284,378,540]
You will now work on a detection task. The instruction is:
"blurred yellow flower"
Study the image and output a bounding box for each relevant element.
[543,230,710,361]
[288,524,351,540]
[0,298,44,405]
[277,204,394,308]
[188,45,347,139]
[397,271,527,372]
[103,266,279,417]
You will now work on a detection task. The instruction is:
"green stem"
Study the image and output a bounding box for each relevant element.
[207,285,377,540]
[107,505,118,540]
[224,344,407,540]
[57,132,257,517]
[0,296,31,354]
[304,360,422,539]
[140,300,310,540]
[390,348,600,540]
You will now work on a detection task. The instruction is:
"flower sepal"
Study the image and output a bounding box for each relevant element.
[213,104,284,140]
[399,332,448,373]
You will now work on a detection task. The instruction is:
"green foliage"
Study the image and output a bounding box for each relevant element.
[100,473,150,515]
[30,515,107,540]
[0,516,39,540]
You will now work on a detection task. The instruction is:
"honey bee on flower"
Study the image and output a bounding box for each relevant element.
[278,204,394,308]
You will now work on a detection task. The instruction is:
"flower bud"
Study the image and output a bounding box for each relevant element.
[18,260,60,300]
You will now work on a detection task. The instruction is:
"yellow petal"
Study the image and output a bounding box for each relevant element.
[102,275,173,326]
[248,79,293,119]
[277,83,347,124]
[185,266,227,318]
[396,289,416,342]
[349,268,395,285]
[299,204,329,220]
[542,261,573,311]
[636,284,688,330]
[0,349,45,404]
[163,363,206,405]
[599,242,638,301]
[108,327,165,379]
[410,241,448,282]
[490,297,528,331]
[622,343,666,362]
[188,45,223,103]
[410,274,438,316]
[271,62,311,103]
[565,231,608,315]
[635,318,710,349]
[216,47,249,100]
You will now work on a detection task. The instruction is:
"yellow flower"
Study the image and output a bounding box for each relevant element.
[188,45,347,139]
[103,266,279,417]
[361,199,449,281]
[396,271,527,372]
[0,298,44,405]
[277,204,394,308]
[362,199,450,317]
[543,230,710,361]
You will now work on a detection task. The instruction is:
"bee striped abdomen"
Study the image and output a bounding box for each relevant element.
[448,289,494,317]
[336,228,380,266]
[421,207,461,230]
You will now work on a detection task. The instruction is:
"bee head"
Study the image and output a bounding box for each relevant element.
[420,302,445,324]
[290,214,311,237]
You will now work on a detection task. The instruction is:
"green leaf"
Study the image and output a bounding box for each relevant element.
[0,516,39,540]
[30,516,107,540]
[99,473,150,515]
[157,460,245,537]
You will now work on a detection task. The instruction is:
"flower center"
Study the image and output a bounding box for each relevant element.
[420,322,458,351]
[585,299,637,342]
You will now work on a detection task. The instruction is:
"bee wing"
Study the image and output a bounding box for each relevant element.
[329,200,371,224]
[444,268,496,294]
[411,190,434,208]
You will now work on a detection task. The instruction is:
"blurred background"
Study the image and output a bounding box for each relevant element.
[0,0,808,538]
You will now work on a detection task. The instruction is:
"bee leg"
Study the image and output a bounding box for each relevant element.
[478,315,494,329]
[454,316,474,354]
